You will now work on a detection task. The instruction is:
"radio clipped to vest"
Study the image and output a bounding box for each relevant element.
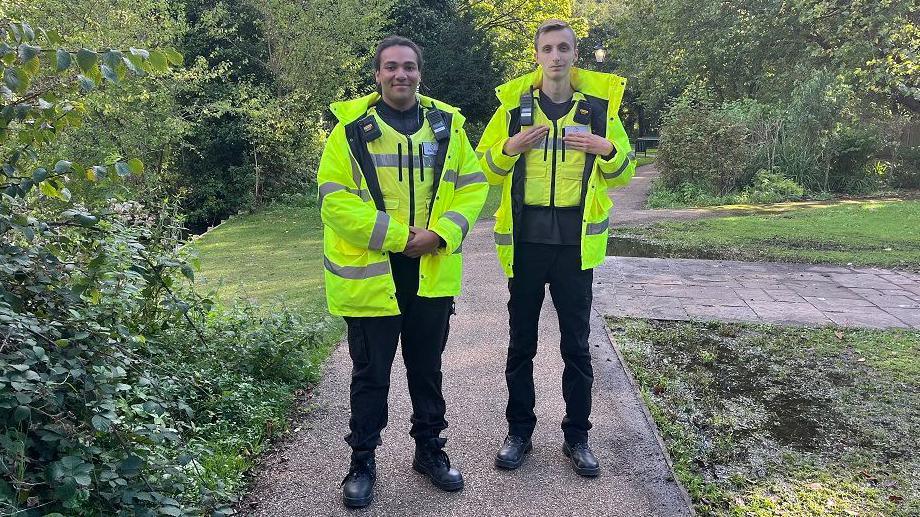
[573,100,592,125]
[357,115,382,142]
[519,89,535,126]
[425,109,450,141]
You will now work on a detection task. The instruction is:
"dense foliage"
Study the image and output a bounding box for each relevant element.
[0,21,332,514]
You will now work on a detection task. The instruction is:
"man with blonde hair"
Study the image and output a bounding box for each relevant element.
[477,19,635,477]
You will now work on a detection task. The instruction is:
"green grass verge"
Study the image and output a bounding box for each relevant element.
[191,203,333,315]
[612,200,920,271]
[608,318,919,516]
[185,202,342,505]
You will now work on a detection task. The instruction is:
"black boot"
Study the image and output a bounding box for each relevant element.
[342,450,376,508]
[563,441,600,477]
[495,435,532,470]
[412,437,464,492]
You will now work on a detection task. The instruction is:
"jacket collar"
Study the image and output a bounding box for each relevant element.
[495,66,627,112]
[330,92,466,127]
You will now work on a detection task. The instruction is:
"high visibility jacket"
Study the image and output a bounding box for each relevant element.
[318,92,488,317]
[363,105,438,227]
[476,67,636,278]
[519,89,595,208]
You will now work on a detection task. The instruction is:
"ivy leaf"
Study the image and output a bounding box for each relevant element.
[91,414,111,431]
[123,54,144,74]
[126,158,144,174]
[56,49,71,72]
[148,50,168,73]
[114,161,132,177]
[75,49,98,73]
[77,74,95,92]
[32,167,49,182]
[119,455,143,476]
[53,160,72,173]
[21,56,40,75]
[164,47,184,66]
[73,213,99,227]
[44,29,63,46]
[18,43,41,62]
[13,406,30,423]
[39,181,64,200]
[129,47,149,59]
[21,22,35,43]
[3,68,29,94]
[102,50,123,68]
[180,264,195,281]
[8,23,22,44]
[92,165,108,179]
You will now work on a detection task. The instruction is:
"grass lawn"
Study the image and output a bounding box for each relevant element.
[611,200,920,271]
[191,203,334,317]
[608,317,919,516]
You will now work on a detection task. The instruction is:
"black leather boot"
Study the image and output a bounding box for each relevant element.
[412,437,464,492]
[342,450,376,508]
[563,441,600,477]
[495,435,533,470]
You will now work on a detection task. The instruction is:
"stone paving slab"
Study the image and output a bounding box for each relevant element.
[243,224,692,516]
[596,257,920,329]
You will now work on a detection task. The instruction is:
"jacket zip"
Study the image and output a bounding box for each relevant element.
[407,136,415,226]
[549,119,558,207]
[418,143,425,182]
[561,127,566,162]
[397,143,403,182]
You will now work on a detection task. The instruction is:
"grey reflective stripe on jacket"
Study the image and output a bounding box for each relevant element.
[324,256,391,279]
[441,211,470,238]
[494,231,513,245]
[319,181,372,207]
[485,149,510,176]
[585,218,609,235]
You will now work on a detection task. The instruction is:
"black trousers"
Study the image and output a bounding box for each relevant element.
[344,253,452,453]
[506,242,594,444]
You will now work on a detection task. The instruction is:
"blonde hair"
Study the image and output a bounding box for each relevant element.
[534,19,577,49]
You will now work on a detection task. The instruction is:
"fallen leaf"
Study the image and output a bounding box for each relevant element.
[889,495,904,503]
[834,330,844,340]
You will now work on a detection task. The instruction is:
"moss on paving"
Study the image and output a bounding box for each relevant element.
[608,317,919,516]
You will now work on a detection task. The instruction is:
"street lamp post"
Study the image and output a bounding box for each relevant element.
[593,46,607,64]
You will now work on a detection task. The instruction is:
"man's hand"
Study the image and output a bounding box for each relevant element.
[563,132,614,156]
[403,227,441,258]
[503,125,550,155]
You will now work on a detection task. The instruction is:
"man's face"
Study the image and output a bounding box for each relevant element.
[375,45,421,107]
[534,28,577,81]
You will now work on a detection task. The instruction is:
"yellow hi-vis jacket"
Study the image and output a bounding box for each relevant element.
[318,92,488,317]
[476,67,636,277]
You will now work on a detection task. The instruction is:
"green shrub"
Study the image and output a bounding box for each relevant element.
[890,146,920,189]
[657,84,752,195]
[742,169,806,203]
[825,125,885,193]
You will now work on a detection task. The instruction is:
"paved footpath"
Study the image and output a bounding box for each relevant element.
[244,223,693,516]
[595,257,920,329]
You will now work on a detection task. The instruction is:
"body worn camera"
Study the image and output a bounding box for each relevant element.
[519,90,535,126]
[425,109,450,141]
[357,115,382,142]
[573,100,592,125]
